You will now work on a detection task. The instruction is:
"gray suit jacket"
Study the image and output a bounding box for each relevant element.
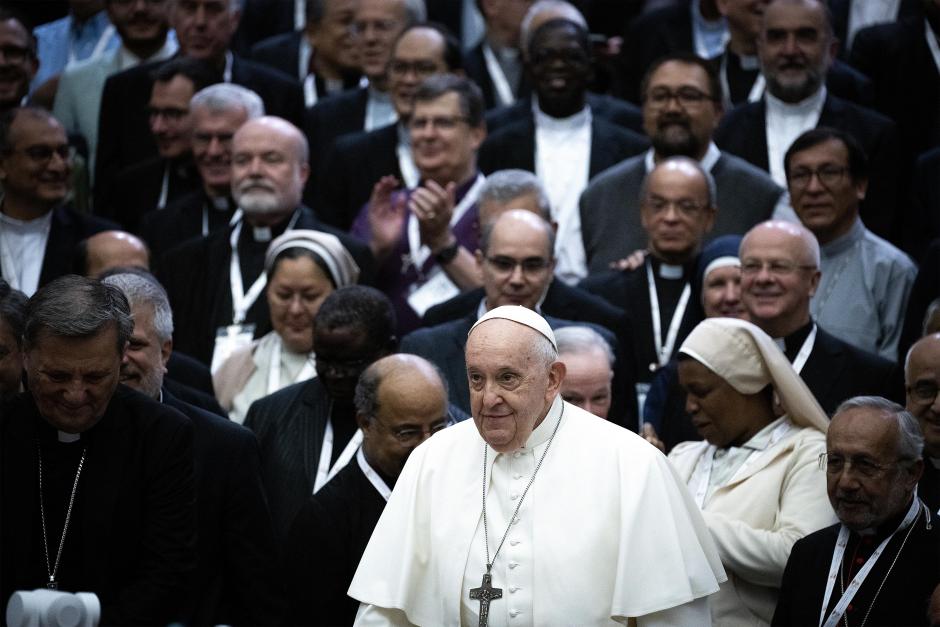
[579,150,784,273]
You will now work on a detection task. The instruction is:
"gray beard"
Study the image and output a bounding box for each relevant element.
[765,70,824,103]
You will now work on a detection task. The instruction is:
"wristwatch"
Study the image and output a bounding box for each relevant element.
[434,240,460,265]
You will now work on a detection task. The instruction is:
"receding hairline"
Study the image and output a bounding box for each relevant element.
[741,220,820,266]
[905,333,940,382]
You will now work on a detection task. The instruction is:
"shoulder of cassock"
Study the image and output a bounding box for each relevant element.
[348,400,727,625]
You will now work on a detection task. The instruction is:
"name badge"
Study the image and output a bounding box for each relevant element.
[406,270,459,318]
[211,323,256,374]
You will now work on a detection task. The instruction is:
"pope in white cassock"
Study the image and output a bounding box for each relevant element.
[348,306,727,626]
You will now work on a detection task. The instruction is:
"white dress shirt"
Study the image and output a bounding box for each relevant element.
[365,88,397,132]
[765,87,827,186]
[0,210,53,296]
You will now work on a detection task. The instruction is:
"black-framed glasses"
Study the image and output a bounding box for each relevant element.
[147,106,189,122]
[485,255,551,276]
[908,381,940,404]
[10,144,72,165]
[388,60,441,77]
[372,417,448,445]
[788,165,848,190]
[740,259,817,277]
[645,87,714,108]
[407,116,470,132]
[818,452,905,479]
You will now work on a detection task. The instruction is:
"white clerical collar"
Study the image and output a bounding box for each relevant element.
[821,217,864,257]
[58,430,81,443]
[645,141,721,173]
[658,262,684,279]
[766,85,827,118]
[738,52,759,70]
[533,99,591,131]
[209,194,229,211]
[116,35,178,71]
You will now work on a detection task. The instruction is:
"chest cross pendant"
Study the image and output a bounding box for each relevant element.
[470,571,502,627]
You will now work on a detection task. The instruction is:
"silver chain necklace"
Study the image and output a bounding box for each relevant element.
[469,404,564,627]
[37,439,87,590]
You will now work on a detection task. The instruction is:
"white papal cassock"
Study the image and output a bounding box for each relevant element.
[348,397,726,626]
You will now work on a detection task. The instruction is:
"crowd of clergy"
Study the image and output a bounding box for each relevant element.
[1,0,940,624]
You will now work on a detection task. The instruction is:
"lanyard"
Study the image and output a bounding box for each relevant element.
[719,53,765,110]
[228,210,299,324]
[313,422,363,493]
[157,164,170,210]
[396,140,420,190]
[405,173,485,273]
[356,448,391,501]
[791,323,817,375]
[481,43,516,107]
[926,20,940,75]
[645,259,692,369]
[819,497,925,627]
[266,337,316,393]
[690,420,792,508]
[67,23,115,67]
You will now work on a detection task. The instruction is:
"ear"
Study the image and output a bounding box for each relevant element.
[906,458,925,488]
[806,268,822,297]
[298,161,310,187]
[355,412,371,432]
[546,359,566,400]
[703,205,717,233]
[475,248,485,270]
[469,124,486,152]
[161,338,173,370]
[854,177,868,202]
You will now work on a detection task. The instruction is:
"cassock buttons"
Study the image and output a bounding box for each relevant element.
[510,493,519,500]
[509,586,519,593]
[513,452,521,459]
[509,562,518,569]
[510,609,520,617]
[513,473,522,479]
[510,540,520,546]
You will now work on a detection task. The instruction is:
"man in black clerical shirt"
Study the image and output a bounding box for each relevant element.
[244,285,396,542]
[158,115,373,366]
[774,396,938,627]
[580,157,712,394]
[739,220,899,413]
[0,275,196,625]
[101,270,282,624]
[905,334,940,513]
[284,353,450,625]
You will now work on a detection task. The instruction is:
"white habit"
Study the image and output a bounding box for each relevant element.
[349,397,726,626]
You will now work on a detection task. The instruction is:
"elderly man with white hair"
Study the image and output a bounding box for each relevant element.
[555,325,614,419]
[350,305,725,625]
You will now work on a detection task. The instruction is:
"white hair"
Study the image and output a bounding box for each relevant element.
[555,325,614,368]
[191,83,264,119]
[519,0,586,52]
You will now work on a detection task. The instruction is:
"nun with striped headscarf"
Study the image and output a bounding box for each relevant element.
[214,229,360,423]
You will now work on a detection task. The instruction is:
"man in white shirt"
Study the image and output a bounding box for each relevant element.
[53,0,179,174]
[350,305,726,625]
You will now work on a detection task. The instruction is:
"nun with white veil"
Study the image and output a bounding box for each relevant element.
[668,317,837,626]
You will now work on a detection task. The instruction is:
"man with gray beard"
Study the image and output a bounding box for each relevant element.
[715,0,901,245]
[158,115,374,366]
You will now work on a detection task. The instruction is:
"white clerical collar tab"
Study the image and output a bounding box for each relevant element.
[253,226,272,242]
[58,430,81,443]
[659,263,684,279]
[470,305,557,350]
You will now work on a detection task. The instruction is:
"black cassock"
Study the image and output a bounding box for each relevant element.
[284,459,388,626]
[773,505,940,627]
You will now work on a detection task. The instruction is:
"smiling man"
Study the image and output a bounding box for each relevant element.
[0,10,38,112]
[0,275,196,624]
[785,127,915,361]
[0,107,114,296]
[350,305,725,625]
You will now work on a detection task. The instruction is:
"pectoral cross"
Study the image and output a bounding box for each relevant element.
[469,570,502,627]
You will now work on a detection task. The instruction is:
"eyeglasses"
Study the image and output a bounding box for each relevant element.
[407,115,470,132]
[644,196,709,217]
[192,131,234,146]
[740,259,817,277]
[147,106,189,122]
[0,44,33,64]
[645,87,714,108]
[372,417,448,445]
[388,60,442,78]
[908,381,940,404]
[486,255,551,276]
[9,144,72,165]
[788,165,848,190]
[818,452,906,479]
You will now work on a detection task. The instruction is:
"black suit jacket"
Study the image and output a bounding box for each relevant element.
[301,86,370,200]
[140,189,236,263]
[830,0,923,58]
[158,206,374,364]
[166,350,216,395]
[714,94,902,244]
[284,458,387,626]
[462,42,529,111]
[250,30,303,80]
[900,237,940,361]
[96,54,304,212]
[162,388,282,625]
[316,123,401,230]
[799,325,901,414]
[773,514,939,626]
[485,92,644,135]
[920,461,940,516]
[908,147,940,260]
[850,18,940,169]
[0,386,196,625]
[477,115,649,178]
[0,204,115,289]
[233,0,296,55]
[109,155,201,232]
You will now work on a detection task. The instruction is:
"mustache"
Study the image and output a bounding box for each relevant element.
[235,178,276,193]
[656,113,690,127]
